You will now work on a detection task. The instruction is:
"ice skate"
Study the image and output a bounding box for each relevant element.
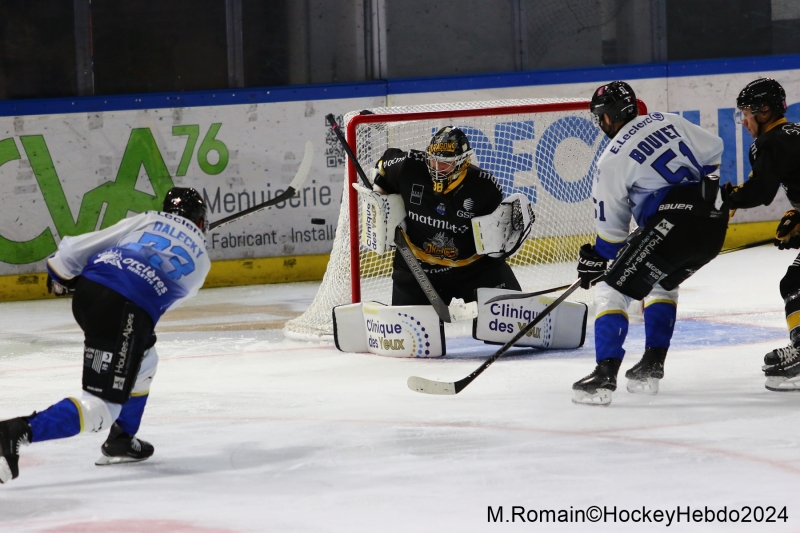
[625,347,667,395]
[95,423,154,466]
[762,343,800,371]
[764,346,800,392]
[572,358,621,406]
[0,417,32,484]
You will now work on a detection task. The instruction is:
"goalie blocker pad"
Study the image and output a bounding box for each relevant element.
[333,301,445,357]
[472,288,587,349]
[353,182,406,255]
[82,302,152,404]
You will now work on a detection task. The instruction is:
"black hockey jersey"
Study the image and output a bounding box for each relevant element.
[728,119,800,209]
[374,148,503,269]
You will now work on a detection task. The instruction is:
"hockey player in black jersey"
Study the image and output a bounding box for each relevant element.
[726,77,800,392]
[363,127,524,307]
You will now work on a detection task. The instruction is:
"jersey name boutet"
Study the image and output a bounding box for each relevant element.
[593,112,723,254]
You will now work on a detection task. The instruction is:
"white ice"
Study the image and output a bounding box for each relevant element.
[1,246,799,533]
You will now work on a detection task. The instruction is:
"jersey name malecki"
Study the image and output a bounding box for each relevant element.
[592,112,723,258]
[374,148,503,268]
[47,211,211,323]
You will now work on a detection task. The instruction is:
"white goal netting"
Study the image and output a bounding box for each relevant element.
[285,98,610,339]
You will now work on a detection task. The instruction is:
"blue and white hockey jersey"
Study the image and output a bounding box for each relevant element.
[592,112,723,259]
[47,211,210,323]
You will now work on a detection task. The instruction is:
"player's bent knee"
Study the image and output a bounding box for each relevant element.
[82,302,153,405]
[132,347,158,396]
[75,392,122,433]
[594,282,632,316]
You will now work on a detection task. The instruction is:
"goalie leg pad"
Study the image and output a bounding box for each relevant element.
[473,287,587,349]
[82,303,153,405]
[334,302,445,357]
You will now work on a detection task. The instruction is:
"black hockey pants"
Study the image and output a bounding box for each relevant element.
[391,255,521,306]
[605,183,729,301]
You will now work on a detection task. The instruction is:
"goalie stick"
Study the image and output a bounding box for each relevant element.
[326,113,453,323]
[408,278,582,395]
[208,141,314,231]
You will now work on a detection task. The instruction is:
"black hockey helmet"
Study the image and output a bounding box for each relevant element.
[590,81,638,125]
[736,78,787,117]
[425,126,473,193]
[163,187,207,232]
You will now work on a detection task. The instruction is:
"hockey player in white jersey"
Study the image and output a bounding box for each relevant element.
[0,188,210,483]
[573,81,729,405]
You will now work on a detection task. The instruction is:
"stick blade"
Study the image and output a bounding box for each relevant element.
[288,141,314,191]
[407,376,457,395]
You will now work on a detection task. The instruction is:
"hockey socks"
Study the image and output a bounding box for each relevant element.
[594,312,628,362]
[27,399,82,442]
[115,394,149,436]
[644,301,676,349]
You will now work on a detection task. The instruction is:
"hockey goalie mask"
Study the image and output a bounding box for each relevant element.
[425,127,473,194]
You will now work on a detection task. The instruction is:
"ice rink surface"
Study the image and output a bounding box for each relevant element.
[1,245,799,532]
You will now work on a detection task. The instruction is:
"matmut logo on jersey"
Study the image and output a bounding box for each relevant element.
[408,211,469,233]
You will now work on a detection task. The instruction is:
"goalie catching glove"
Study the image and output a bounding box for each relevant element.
[775,209,800,250]
[577,244,607,289]
[471,193,535,258]
[352,181,406,255]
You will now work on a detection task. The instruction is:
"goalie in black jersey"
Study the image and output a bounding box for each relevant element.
[353,126,533,309]
[726,78,800,392]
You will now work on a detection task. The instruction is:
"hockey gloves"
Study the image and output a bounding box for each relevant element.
[775,210,800,249]
[577,244,607,289]
[46,274,77,297]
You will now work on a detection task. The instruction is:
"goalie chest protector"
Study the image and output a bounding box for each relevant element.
[374,149,503,267]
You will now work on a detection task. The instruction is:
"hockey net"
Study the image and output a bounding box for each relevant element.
[285,98,619,339]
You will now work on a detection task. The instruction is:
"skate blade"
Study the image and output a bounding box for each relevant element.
[765,376,800,392]
[0,458,12,483]
[95,454,148,466]
[572,388,612,406]
[626,377,659,395]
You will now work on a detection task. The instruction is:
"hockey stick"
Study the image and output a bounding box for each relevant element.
[408,278,583,395]
[395,225,452,322]
[487,237,774,304]
[485,283,573,304]
[326,113,453,323]
[719,238,773,255]
[208,141,314,231]
[325,114,371,188]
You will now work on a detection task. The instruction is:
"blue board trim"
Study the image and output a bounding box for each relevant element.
[0,81,387,118]
[3,54,800,117]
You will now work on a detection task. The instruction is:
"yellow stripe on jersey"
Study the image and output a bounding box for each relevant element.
[402,232,481,268]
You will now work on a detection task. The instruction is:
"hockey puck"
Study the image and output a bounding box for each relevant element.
[311,218,325,225]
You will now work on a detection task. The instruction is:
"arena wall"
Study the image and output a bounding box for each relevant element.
[1,55,798,300]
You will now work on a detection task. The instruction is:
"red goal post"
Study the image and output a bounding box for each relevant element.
[285,97,648,340]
